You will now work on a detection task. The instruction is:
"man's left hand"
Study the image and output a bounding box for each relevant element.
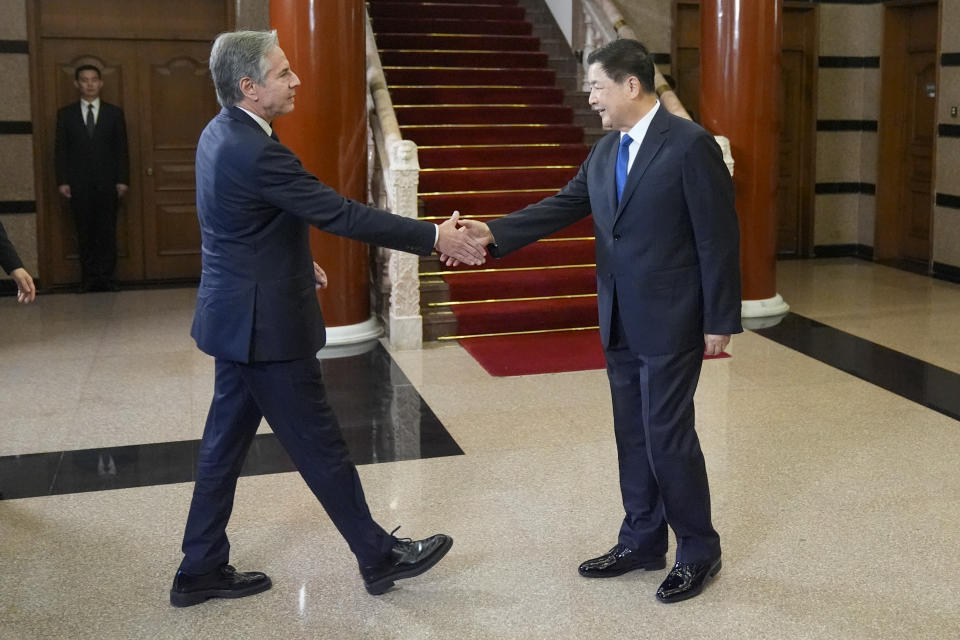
[704,334,730,356]
[116,184,128,198]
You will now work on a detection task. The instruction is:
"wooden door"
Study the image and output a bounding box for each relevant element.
[900,7,937,262]
[673,1,701,122]
[876,1,938,264]
[137,41,218,279]
[39,39,144,285]
[777,5,816,256]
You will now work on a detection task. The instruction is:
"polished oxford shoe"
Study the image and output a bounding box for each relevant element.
[361,533,453,595]
[656,558,722,603]
[578,544,667,578]
[170,564,272,607]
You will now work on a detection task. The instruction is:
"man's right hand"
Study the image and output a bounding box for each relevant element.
[435,212,487,266]
[58,185,71,199]
[440,213,494,267]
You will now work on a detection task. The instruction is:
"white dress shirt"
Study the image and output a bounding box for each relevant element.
[619,100,661,173]
[80,97,101,124]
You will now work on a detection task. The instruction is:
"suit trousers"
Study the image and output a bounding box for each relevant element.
[70,183,118,285]
[179,357,394,575]
[605,302,721,563]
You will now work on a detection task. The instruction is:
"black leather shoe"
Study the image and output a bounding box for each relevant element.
[170,564,272,607]
[361,532,453,595]
[656,558,721,603]
[578,544,666,578]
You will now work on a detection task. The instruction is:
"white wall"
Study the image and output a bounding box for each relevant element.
[544,0,573,46]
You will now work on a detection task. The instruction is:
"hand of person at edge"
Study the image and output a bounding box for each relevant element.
[439,212,494,267]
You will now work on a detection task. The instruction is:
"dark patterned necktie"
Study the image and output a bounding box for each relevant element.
[616,134,633,203]
[86,103,96,138]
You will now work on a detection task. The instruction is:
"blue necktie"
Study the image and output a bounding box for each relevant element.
[616,134,633,203]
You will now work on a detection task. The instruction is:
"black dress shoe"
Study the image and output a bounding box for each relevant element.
[578,543,666,578]
[170,564,272,607]
[656,558,721,603]
[360,532,453,595]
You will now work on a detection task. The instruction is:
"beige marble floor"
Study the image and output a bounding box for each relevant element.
[1,259,959,639]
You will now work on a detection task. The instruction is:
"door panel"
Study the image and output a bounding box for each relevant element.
[40,39,144,285]
[137,41,218,279]
[900,50,935,262]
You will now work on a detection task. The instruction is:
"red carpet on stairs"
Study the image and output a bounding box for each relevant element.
[460,330,732,377]
[370,0,612,371]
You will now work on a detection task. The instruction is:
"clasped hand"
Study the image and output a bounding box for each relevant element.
[435,212,489,266]
[438,211,493,267]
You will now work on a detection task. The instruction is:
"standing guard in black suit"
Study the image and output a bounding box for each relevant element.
[55,64,129,292]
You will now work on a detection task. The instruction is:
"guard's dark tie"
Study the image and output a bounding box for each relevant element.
[85,103,96,138]
[616,133,633,203]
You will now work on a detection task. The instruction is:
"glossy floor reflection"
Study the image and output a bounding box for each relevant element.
[1,258,959,640]
[0,343,462,500]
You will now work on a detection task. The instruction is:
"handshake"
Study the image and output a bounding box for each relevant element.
[434,211,494,267]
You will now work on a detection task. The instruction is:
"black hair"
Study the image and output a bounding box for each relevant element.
[586,39,655,94]
[75,64,102,81]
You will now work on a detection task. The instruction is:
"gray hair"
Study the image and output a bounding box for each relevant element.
[209,30,279,108]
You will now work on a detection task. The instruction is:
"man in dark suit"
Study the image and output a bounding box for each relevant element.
[55,64,129,292]
[0,220,36,303]
[169,30,486,608]
[455,39,742,603]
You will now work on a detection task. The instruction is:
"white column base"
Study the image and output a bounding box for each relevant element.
[323,315,383,346]
[741,293,790,318]
[388,312,423,350]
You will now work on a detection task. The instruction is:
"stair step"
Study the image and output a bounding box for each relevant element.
[401,123,583,146]
[417,143,587,167]
[375,33,541,51]
[439,265,597,301]
[419,165,579,192]
[384,67,554,85]
[447,238,594,270]
[380,50,548,68]
[450,296,598,336]
[419,189,558,216]
[368,2,525,20]
[372,17,533,35]
[389,85,564,105]
[395,104,573,126]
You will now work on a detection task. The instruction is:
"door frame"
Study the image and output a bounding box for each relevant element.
[875,0,941,264]
[26,1,235,288]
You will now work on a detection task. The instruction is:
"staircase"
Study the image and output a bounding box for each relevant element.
[368,0,603,341]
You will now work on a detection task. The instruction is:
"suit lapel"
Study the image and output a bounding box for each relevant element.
[614,107,670,223]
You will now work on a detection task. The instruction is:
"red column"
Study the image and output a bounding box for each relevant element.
[271,0,370,328]
[700,0,787,314]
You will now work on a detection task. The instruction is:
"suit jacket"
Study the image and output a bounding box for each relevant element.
[55,101,129,188]
[191,106,436,363]
[487,106,742,356]
[0,220,24,274]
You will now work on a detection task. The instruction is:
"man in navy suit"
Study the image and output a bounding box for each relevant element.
[170,30,486,607]
[55,64,129,292]
[456,40,742,603]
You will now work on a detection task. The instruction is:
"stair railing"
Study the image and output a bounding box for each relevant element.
[365,12,424,349]
[577,0,733,176]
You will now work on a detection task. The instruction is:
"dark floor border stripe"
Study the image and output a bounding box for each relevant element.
[0,40,28,54]
[933,262,960,284]
[817,120,877,132]
[0,344,464,500]
[813,244,873,259]
[0,121,32,134]
[942,53,960,66]
[939,124,960,138]
[819,56,880,68]
[753,313,960,423]
[815,182,876,195]
[936,193,960,209]
[0,200,36,214]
